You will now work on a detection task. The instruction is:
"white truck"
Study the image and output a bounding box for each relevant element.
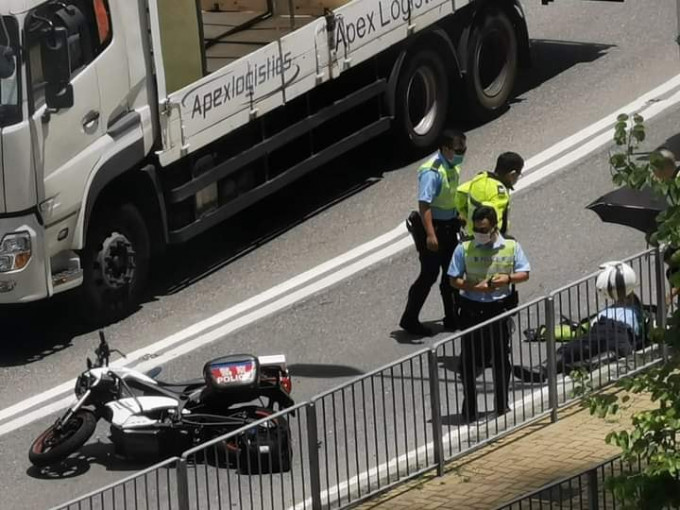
[0,0,613,324]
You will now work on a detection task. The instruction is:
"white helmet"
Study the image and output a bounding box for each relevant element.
[596,261,637,302]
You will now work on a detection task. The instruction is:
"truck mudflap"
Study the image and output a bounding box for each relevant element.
[0,212,49,303]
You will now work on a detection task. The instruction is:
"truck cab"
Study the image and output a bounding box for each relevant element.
[0,1,155,317]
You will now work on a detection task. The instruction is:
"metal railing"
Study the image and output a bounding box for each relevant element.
[52,247,670,510]
[52,456,181,510]
[495,455,642,510]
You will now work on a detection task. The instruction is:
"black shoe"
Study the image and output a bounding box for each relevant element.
[442,317,460,331]
[399,319,433,337]
[512,365,547,384]
[460,410,478,424]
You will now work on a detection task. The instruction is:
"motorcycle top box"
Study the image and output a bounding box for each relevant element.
[204,355,259,391]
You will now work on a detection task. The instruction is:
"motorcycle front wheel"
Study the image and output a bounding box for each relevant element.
[29,410,97,467]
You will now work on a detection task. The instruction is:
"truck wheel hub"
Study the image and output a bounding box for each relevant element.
[98,233,136,289]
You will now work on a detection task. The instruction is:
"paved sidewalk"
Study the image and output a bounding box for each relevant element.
[357,390,654,509]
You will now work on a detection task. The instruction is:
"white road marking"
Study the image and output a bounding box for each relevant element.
[518,88,680,191]
[0,223,407,427]
[520,73,680,176]
[2,74,680,438]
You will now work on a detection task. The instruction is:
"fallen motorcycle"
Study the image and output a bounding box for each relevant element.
[29,331,295,473]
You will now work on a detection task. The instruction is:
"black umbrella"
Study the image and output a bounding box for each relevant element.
[586,186,668,234]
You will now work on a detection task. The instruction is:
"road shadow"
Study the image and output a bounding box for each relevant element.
[461,39,614,130]
[26,442,156,480]
[288,363,364,378]
[0,294,96,367]
[389,320,449,344]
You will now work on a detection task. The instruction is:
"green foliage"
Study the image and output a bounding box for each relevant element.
[580,114,680,508]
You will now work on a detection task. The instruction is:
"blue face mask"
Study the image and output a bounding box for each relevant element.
[451,154,465,167]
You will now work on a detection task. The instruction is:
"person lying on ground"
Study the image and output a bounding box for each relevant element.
[512,262,643,384]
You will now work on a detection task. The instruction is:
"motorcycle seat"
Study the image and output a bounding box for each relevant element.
[154,378,205,393]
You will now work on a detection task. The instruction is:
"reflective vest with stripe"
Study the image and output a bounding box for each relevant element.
[463,239,516,285]
[465,172,510,234]
[418,156,459,211]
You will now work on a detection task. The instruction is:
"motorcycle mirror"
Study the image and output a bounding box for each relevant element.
[111,348,127,359]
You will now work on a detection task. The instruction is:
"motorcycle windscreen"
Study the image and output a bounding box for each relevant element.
[204,355,259,391]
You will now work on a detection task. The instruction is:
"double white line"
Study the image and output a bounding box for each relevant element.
[2,73,680,439]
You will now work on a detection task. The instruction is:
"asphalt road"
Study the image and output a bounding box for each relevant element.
[2,0,680,508]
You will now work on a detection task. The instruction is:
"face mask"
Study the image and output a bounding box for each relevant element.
[451,154,465,166]
[474,232,492,245]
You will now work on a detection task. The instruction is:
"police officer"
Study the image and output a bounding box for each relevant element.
[456,152,524,235]
[448,205,530,422]
[399,130,467,336]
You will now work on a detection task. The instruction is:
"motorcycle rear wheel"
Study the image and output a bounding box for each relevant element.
[219,407,293,474]
[29,410,97,467]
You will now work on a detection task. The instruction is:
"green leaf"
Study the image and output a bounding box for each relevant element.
[670,272,680,289]
[610,153,627,167]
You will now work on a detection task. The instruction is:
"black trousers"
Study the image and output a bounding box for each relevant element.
[401,220,460,325]
[556,319,636,372]
[458,297,513,418]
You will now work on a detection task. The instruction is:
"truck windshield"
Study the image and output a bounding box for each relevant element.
[0,16,21,127]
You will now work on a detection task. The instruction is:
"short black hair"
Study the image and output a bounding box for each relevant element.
[440,129,466,149]
[495,152,524,175]
[472,205,498,225]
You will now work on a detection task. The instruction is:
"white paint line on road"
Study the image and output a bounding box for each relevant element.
[0,223,408,427]
[2,74,680,437]
[518,88,680,191]
[521,73,680,175]
[0,397,74,438]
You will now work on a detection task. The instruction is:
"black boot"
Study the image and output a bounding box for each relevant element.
[511,365,548,384]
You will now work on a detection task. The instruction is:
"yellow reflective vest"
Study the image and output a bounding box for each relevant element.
[455,172,510,234]
[418,155,460,211]
[462,239,517,285]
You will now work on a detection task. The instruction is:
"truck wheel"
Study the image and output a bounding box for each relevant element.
[466,9,518,121]
[394,48,450,152]
[80,203,150,325]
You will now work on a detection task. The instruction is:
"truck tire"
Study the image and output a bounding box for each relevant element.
[394,47,450,152]
[466,9,518,121]
[80,203,150,326]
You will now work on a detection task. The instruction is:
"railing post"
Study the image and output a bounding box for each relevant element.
[587,468,600,510]
[428,348,445,476]
[654,246,669,362]
[176,457,190,510]
[306,402,323,510]
[545,297,559,423]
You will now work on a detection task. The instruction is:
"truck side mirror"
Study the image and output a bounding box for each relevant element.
[0,46,15,79]
[42,27,74,109]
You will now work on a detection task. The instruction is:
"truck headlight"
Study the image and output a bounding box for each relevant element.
[0,232,32,273]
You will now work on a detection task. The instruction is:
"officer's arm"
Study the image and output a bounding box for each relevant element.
[454,188,468,220]
[419,201,436,239]
[450,277,494,292]
[509,242,531,284]
[509,272,529,284]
